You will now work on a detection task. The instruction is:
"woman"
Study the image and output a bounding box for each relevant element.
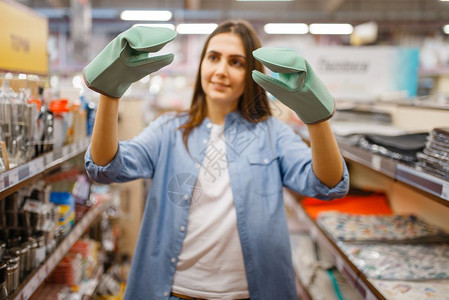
[85,19,349,300]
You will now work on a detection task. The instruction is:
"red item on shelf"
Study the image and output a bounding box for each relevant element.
[49,98,70,113]
[27,98,42,110]
[301,193,393,220]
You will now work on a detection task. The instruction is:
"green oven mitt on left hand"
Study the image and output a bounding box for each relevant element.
[252,47,335,124]
[83,26,177,98]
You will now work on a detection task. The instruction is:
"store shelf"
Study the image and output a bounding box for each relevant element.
[396,164,449,202]
[0,137,91,197]
[80,262,104,299]
[338,142,397,178]
[338,142,449,205]
[295,206,385,300]
[9,200,107,300]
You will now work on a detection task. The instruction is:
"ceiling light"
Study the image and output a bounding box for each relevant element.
[132,24,175,31]
[176,23,218,34]
[444,24,449,34]
[264,23,308,34]
[309,23,353,35]
[120,10,172,21]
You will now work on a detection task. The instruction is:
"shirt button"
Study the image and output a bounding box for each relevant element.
[171,257,176,263]
[264,158,269,164]
[180,226,186,232]
[183,195,189,200]
[195,163,200,168]
[203,139,208,144]
[164,291,169,297]
[206,123,212,128]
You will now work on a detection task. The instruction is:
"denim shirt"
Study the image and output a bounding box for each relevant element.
[85,111,349,300]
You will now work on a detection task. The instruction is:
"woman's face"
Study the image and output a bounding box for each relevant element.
[201,32,247,109]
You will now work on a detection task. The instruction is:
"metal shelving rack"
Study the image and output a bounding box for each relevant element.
[295,206,385,300]
[0,137,90,198]
[0,137,102,299]
[290,140,449,300]
[9,201,107,300]
[339,142,449,205]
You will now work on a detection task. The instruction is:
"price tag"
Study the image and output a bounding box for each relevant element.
[9,168,19,185]
[62,146,69,157]
[371,155,381,171]
[45,152,54,165]
[29,157,45,175]
[441,183,449,201]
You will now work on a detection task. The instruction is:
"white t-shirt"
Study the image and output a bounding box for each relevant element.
[171,123,250,299]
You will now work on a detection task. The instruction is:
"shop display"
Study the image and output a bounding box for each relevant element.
[417,127,449,180]
[0,82,41,168]
[340,243,449,280]
[290,233,363,300]
[357,132,428,164]
[1,2,449,299]
[252,47,335,124]
[317,212,449,243]
[371,278,449,300]
[302,192,393,220]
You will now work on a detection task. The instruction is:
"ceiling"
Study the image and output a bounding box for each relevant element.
[20,0,449,35]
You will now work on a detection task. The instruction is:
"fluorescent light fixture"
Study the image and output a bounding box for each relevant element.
[120,10,172,21]
[264,23,308,34]
[132,23,175,31]
[176,23,218,34]
[309,23,353,35]
[444,24,449,34]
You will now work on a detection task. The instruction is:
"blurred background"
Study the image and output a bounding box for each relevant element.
[1,1,449,300]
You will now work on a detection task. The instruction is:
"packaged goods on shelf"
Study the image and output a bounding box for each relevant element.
[302,192,393,220]
[417,127,449,180]
[50,192,75,237]
[317,212,449,243]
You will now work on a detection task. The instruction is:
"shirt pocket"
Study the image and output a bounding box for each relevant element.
[247,152,282,197]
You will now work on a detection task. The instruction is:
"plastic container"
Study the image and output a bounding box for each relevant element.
[49,99,71,148]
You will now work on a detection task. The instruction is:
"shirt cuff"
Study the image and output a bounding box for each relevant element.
[307,157,350,200]
[84,143,123,184]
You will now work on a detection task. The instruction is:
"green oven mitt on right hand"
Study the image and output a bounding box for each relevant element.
[252,47,335,124]
[83,26,177,98]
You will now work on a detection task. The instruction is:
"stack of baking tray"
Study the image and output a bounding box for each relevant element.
[417,128,449,180]
[356,132,428,164]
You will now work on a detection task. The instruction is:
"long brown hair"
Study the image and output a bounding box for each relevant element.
[179,19,271,150]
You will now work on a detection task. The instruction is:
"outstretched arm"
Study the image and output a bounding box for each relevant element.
[84,26,177,166]
[307,120,343,188]
[90,95,120,166]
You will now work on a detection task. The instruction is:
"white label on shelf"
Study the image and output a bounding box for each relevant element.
[45,152,54,165]
[29,157,45,175]
[63,146,69,157]
[0,174,4,190]
[9,168,19,185]
[371,155,381,171]
[441,183,449,201]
